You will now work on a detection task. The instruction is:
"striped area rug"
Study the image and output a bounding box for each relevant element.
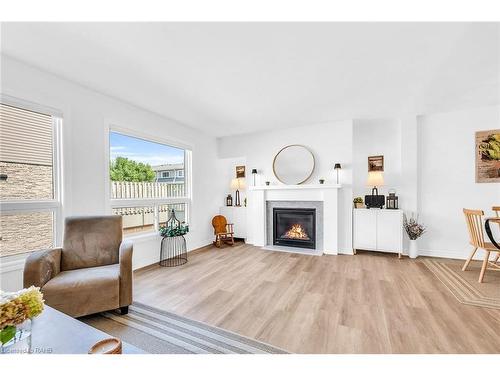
[83,302,288,354]
[423,259,500,310]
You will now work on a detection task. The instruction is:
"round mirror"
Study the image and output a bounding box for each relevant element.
[272,145,315,185]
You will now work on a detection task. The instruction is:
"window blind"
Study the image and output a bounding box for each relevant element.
[0,103,53,166]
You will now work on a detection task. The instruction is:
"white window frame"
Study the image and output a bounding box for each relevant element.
[106,125,192,239]
[0,96,64,255]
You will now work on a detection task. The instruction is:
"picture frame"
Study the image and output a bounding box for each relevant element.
[475,129,500,183]
[368,155,384,172]
[236,165,246,178]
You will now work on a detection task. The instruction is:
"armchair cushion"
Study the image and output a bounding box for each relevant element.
[62,216,122,271]
[41,264,120,317]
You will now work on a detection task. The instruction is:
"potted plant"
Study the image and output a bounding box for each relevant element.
[353,197,364,208]
[403,213,426,259]
[1,286,44,353]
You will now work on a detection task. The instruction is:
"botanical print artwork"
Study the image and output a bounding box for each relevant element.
[476,129,500,183]
[236,165,245,178]
[368,155,384,172]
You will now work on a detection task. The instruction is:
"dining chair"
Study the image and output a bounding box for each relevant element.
[462,208,500,282]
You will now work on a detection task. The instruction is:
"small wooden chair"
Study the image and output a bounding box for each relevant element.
[462,208,500,282]
[212,215,235,248]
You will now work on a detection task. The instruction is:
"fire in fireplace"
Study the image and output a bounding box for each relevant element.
[282,223,310,240]
[273,208,316,249]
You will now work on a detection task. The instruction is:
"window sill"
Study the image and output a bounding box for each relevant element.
[124,231,161,243]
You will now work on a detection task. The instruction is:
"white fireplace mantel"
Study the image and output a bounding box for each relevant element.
[247,184,340,255]
[249,184,341,191]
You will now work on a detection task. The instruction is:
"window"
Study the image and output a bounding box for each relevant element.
[109,130,190,236]
[0,102,62,257]
[177,170,184,177]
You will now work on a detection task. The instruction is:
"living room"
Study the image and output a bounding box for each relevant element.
[1,1,500,373]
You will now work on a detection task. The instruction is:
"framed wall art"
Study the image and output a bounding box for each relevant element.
[368,155,384,172]
[476,129,500,183]
[236,165,246,178]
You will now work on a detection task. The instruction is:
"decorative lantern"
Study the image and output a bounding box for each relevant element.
[226,194,233,206]
[166,209,180,229]
[386,189,398,209]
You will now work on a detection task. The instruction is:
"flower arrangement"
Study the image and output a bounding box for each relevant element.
[159,222,189,237]
[403,213,426,240]
[0,286,44,345]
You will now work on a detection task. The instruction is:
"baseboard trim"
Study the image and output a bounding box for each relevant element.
[133,241,214,273]
[417,248,485,261]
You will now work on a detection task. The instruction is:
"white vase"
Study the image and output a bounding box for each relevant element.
[409,240,418,259]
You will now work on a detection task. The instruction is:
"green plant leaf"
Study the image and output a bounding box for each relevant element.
[1,326,16,345]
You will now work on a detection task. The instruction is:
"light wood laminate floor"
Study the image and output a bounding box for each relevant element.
[134,243,500,353]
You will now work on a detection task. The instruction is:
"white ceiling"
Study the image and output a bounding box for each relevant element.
[1,22,499,137]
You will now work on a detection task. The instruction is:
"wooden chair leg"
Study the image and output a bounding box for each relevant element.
[479,251,490,283]
[493,252,500,264]
[462,247,478,271]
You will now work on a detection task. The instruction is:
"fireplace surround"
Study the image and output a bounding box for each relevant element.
[273,208,316,249]
[249,184,339,254]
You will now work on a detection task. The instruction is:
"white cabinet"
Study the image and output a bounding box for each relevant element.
[219,206,247,240]
[353,209,403,256]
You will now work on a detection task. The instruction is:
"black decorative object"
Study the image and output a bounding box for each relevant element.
[159,209,188,267]
[251,169,258,186]
[386,189,399,209]
[0,174,7,181]
[365,194,385,209]
[334,163,341,184]
[226,194,233,206]
[365,172,385,209]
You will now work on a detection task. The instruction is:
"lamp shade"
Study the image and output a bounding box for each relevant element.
[230,177,246,190]
[367,171,384,187]
[334,163,341,170]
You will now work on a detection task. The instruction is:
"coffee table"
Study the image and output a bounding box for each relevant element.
[29,306,144,354]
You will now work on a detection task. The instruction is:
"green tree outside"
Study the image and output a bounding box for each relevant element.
[110,157,156,182]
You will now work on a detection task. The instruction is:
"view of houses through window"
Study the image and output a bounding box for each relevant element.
[109,131,188,235]
[0,103,61,257]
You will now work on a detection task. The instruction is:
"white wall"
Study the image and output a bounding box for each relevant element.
[352,118,402,200]
[0,55,220,291]
[418,105,500,259]
[217,121,354,253]
[215,156,248,207]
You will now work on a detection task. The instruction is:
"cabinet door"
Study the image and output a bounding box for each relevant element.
[353,210,377,250]
[233,208,246,239]
[376,211,402,252]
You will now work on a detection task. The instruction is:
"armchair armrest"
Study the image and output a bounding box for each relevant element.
[23,248,62,289]
[118,240,133,307]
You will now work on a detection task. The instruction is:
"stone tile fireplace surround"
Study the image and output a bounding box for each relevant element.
[247,185,340,255]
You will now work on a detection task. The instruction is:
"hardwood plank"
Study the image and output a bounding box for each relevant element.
[133,243,500,353]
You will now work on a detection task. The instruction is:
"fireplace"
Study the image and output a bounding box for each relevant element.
[273,208,316,249]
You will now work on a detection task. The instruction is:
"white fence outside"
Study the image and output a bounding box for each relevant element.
[111,181,186,234]
[111,181,185,199]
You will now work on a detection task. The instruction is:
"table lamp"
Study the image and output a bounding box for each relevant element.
[334,163,341,184]
[230,178,245,207]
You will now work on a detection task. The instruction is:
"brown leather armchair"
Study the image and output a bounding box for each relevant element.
[24,216,132,317]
